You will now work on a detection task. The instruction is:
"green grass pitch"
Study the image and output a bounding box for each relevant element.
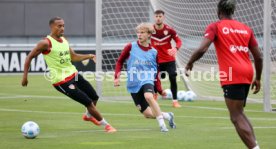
[0,75,275,149]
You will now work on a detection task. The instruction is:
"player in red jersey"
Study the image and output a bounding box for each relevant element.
[185,0,262,149]
[151,10,182,108]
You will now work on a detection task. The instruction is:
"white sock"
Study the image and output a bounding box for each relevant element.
[162,112,170,121]
[156,115,166,127]
[85,109,92,117]
[172,100,178,102]
[99,118,109,126]
[252,145,260,149]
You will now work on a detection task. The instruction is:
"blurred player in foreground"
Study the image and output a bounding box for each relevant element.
[185,0,262,148]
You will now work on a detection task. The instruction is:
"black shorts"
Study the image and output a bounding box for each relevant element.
[130,84,154,113]
[222,84,250,105]
[158,61,177,79]
[54,74,99,107]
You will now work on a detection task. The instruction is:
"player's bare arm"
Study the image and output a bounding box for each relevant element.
[69,48,96,63]
[21,40,49,86]
[249,46,263,94]
[185,38,212,76]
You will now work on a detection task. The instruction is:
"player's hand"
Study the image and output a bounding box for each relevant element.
[168,47,177,57]
[21,77,28,87]
[90,54,96,63]
[251,79,261,94]
[185,63,193,77]
[161,90,167,97]
[114,78,120,87]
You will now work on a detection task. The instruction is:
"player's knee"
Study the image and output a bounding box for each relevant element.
[143,114,154,119]
[169,74,177,82]
[86,101,96,109]
[144,93,154,101]
[229,113,242,124]
[143,111,154,119]
[142,108,155,119]
[230,116,238,124]
[93,95,99,101]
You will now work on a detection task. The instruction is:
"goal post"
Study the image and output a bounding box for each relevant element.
[96,0,152,98]
[96,0,103,97]
[149,0,275,112]
[263,0,272,112]
[96,0,275,111]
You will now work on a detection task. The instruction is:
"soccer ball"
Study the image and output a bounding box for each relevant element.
[184,91,197,102]
[177,91,186,101]
[21,121,40,139]
[163,89,172,99]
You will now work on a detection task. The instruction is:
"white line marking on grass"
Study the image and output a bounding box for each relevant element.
[0,108,80,115]
[182,105,268,113]
[0,94,274,113]
[254,127,276,129]
[0,108,140,117]
[80,141,124,145]
[73,128,152,133]
[0,95,67,99]
[0,95,30,99]
[183,105,227,111]
[220,126,276,130]
[176,115,276,121]
[0,94,133,103]
[1,108,276,121]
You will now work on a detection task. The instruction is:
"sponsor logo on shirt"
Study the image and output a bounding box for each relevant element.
[153,41,169,46]
[230,45,249,53]
[134,60,152,65]
[222,27,248,35]
[204,33,209,37]
[163,30,168,35]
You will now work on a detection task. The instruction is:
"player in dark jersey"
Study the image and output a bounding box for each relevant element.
[114,23,176,132]
[151,10,183,108]
[21,17,116,133]
[185,1,262,149]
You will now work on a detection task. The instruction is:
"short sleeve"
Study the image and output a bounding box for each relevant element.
[204,23,217,41]
[248,30,258,48]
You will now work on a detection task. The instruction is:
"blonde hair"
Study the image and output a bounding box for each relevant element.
[136,23,155,34]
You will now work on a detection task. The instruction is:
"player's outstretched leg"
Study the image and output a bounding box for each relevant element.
[169,74,181,108]
[83,109,100,126]
[86,102,117,133]
[142,108,176,129]
[225,98,258,148]
[144,92,168,132]
[163,112,176,129]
